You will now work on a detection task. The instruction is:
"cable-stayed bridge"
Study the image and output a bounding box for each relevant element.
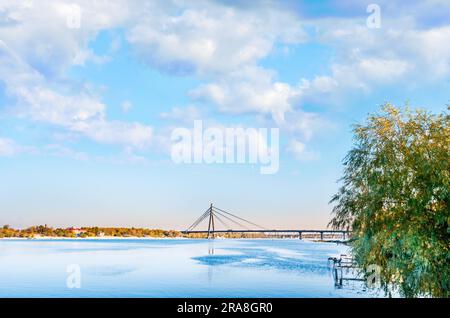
[181,204,350,240]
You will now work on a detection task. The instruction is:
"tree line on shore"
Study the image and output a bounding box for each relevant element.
[0,225,274,239]
[0,225,181,238]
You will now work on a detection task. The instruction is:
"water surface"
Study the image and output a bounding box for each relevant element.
[0,239,380,297]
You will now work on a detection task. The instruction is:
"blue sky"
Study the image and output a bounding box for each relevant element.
[0,0,449,229]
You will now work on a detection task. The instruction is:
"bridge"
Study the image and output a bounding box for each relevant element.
[182,204,350,240]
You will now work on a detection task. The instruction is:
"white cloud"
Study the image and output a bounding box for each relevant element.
[45,144,89,161]
[306,76,339,93]
[189,66,330,142]
[280,110,329,141]
[126,1,313,141]
[0,137,35,156]
[286,139,319,161]
[72,120,152,149]
[328,57,412,93]
[0,0,306,78]
[160,105,203,123]
[127,1,306,75]
[2,0,448,165]
[0,1,312,160]
[0,1,153,151]
[190,66,302,124]
[0,137,20,156]
[14,85,105,126]
[121,100,132,113]
[316,19,450,91]
[0,0,129,77]
[0,17,152,150]
[407,26,450,78]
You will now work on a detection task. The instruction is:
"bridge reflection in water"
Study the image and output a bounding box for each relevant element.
[182,204,350,241]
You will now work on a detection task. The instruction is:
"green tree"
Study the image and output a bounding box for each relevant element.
[330,104,449,297]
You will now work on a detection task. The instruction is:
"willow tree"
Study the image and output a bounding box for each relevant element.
[330,104,449,297]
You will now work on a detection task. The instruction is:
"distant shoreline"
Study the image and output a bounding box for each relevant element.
[0,236,345,243]
[0,236,186,240]
[0,226,345,241]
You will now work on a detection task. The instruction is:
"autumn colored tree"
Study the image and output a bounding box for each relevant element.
[330,104,449,297]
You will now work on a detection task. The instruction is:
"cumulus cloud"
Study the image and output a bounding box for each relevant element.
[189,67,331,141]
[3,75,152,149]
[72,120,152,149]
[126,1,321,145]
[0,0,129,77]
[160,105,203,123]
[279,110,330,141]
[127,1,306,75]
[190,67,302,123]
[315,17,450,92]
[0,0,317,160]
[0,2,152,152]
[286,139,319,161]
[1,0,449,163]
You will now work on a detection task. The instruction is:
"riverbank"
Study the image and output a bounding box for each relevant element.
[0,236,186,240]
[0,236,349,244]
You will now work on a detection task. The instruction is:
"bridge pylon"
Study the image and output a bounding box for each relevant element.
[207,203,215,239]
[184,203,268,239]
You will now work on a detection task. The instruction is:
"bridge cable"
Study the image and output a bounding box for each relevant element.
[213,206,268,230]
[212,212,233,230]
[213,209,251,230]
[186,212,208,231]
[186,208,211,231]
[187,211,210,231]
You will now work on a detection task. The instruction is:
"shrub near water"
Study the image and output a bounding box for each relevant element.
[330,104,449,297]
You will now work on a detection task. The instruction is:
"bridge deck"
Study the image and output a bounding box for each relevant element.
[182,229,349,234]
[184,205,350,239]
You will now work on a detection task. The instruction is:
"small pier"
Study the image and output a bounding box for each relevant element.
[328,254,364,288]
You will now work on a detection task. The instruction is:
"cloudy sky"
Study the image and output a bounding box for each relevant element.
[0,0,449,229]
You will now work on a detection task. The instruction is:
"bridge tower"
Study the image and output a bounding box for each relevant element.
[207,203,215,239]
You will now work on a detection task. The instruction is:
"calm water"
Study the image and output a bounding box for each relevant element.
[0,239,380,297]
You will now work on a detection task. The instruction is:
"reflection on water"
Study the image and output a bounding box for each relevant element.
[0,239,384,297]
[207,240,214,284]
[208,240,215,255]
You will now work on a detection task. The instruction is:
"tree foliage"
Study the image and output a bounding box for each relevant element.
[0,225,181,238]
[330,104,449,297]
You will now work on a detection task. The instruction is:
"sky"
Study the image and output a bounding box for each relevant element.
[0,0,449,230]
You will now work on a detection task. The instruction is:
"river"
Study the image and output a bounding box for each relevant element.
[0,238,382,297]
